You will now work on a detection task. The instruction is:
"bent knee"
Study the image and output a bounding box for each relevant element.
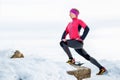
[60,41,65,47]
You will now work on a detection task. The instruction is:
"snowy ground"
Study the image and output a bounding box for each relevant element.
[0,49,120,80]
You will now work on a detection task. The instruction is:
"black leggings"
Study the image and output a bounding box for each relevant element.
[60,40,103,69]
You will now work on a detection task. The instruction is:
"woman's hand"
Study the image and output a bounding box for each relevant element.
[61,39,67,42]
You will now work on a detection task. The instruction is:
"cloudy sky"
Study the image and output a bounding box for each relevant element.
[0,0,120,60]
[0,0,120,23]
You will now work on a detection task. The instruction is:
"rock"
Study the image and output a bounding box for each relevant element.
[11,50,24,58]
[67,66,91,80]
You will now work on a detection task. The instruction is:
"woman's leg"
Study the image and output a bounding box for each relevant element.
[75,48,103,69]
[60,41,73,59]
[60,40,83,58]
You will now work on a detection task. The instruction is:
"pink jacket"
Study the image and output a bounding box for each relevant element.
[64,18,87,40]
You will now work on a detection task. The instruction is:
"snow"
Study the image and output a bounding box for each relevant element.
[0,49,75,80]
[0,49,120,80]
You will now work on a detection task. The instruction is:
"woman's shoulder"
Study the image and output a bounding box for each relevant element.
[77,18,84,22]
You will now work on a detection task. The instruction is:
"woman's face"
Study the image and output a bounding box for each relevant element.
[69,12,76,19]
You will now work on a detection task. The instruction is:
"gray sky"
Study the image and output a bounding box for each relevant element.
[0,0,120,23]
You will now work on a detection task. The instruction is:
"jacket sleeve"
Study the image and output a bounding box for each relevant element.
[81,26,90,40]
[61,23,70,40]
[61,30,67,40]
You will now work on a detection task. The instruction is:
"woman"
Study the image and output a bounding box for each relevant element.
[60,8,107,75]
